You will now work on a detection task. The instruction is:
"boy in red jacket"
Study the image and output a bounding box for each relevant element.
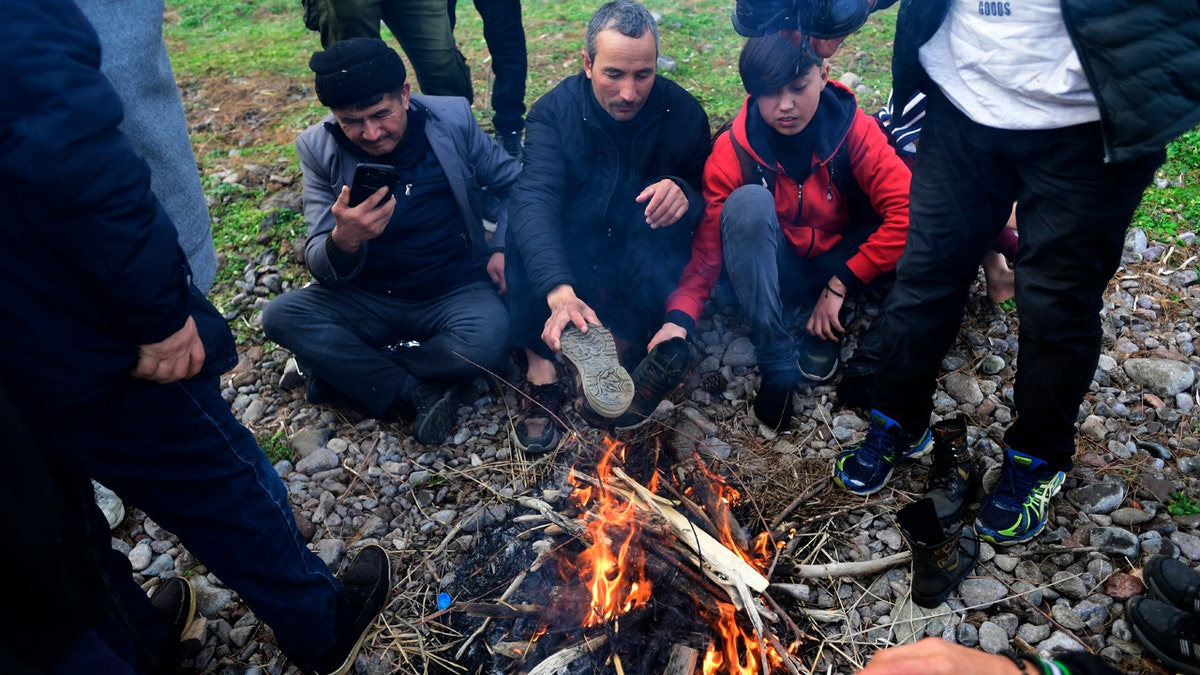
[660,34,911,430]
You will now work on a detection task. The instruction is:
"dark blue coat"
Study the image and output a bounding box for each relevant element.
[0,0,234,408]
[508,72,711,300]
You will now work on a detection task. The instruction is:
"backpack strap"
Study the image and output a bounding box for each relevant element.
[728,129,776,193]
[712,119,777,193]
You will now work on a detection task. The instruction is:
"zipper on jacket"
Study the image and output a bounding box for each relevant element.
[404,183,412,196]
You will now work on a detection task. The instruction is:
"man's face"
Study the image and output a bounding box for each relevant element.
[754,63,828,136]
[582,29,658,121]
[332,83,411,157]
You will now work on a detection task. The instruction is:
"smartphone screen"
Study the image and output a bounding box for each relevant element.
[348,163,400,208]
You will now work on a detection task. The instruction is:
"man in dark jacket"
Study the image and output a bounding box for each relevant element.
[831,0,1200,548]
[0,3,388,673]
[505,0,710,453]
[262,38,520,445]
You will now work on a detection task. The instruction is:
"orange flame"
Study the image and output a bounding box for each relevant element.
[570,437,652,626]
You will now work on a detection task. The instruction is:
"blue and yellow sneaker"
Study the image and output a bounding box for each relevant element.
[974,449,1066,546]
[833,409,933,495]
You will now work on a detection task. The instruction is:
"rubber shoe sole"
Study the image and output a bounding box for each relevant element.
[559,324,633,418]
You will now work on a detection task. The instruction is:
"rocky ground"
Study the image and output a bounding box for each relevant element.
[106,185,1200,675]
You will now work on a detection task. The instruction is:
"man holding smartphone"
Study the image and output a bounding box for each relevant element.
[263,38,521,445]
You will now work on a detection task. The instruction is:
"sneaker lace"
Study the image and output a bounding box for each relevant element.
[855,424,894,467]
[993,461,1047,510]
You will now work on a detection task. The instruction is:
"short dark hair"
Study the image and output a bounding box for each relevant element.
[738,33,822,97]
[585,0,660,60]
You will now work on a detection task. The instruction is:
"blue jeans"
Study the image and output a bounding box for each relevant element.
[42,377,343,673]
[872,88,1163,469]
[721,184,880,379]
[263,280,509,417]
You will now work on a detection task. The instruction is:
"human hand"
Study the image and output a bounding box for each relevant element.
[542,285,600,351]
[647,322,688,352]
[806,277,846,341]
[329,184,395,253]
[131,316,206,383]
[487,251,506,294]
[857,638,1024,675]
[635,179,689,229]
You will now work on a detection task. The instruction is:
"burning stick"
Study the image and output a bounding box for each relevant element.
[525,632,609,675]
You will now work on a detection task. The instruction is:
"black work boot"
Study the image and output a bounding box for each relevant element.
[614,337,696,431]
[897,498,979,608]
[922,415,980,528]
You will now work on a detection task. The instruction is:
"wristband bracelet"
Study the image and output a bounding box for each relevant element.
[999,650,1034,675]
[824,284,844,298]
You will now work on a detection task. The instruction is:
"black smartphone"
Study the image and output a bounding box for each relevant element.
[347,163,400,208]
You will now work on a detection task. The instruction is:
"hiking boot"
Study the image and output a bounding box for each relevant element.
[753,380,795,431]
[497,129,523,163]
[614,337,696,431]
[559,324,633,419]
[797,334,839,382]
[407,380,463,445]
[1127,596,1200,675]
[513,382,566,454]
[92,480,125,530]
[833,409,932,495]
[308,544,392,675]
[1145,555,1200,613]
[897,498,979,608]
[923,415,980,527]
[974,449,1065,546]
[150,577,197,644]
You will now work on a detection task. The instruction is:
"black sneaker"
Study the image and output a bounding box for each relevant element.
[1127,596,1200,675]
[614,337,696,431]
[559,324,634,419]
[513,382,566,454]
[308,544,392,675]
[407,380,463,445]
[1145,555,1200,613]
[797,334,839,382]
[150,577,196,644]
[497,130,523,163]
[922,415,980,527]
[753,379,795,431]
[832,409,932,495]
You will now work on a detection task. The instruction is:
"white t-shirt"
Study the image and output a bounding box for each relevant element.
[919,0,1100,130]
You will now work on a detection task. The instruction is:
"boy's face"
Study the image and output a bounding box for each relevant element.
[754,63,829,136]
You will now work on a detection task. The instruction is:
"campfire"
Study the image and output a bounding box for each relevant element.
[450,428,842,675]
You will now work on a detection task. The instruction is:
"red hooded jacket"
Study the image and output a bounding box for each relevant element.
[666,80,911,326]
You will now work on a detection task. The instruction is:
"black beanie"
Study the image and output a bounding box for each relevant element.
[309,38,407,108]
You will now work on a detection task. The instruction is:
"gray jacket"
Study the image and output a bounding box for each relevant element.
[297,94,520,284]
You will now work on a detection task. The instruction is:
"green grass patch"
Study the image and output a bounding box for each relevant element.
[258,429,294,464]
[1133,129,1200,246]
[1168,490,1200,516]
